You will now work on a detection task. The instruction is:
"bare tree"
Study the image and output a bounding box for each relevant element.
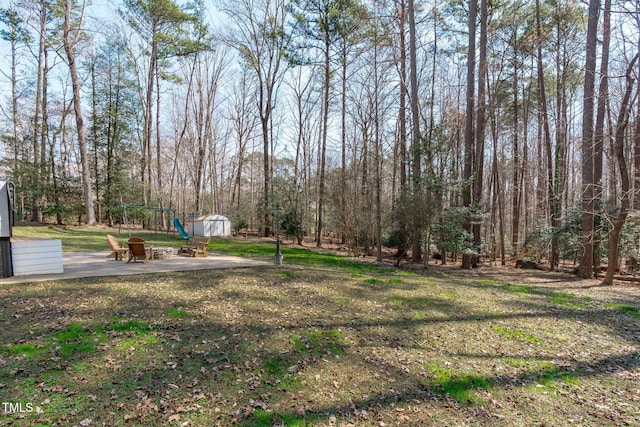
[120,0,205,214]
[473,0,487,265]
[29,0,48,222]
[593,0,611,271]
[230,66,259,223]
[604,54,638,285]
[286,65,319,244]
[290,0,367,247]
[510,23,521,261]
[535,0,554,269]
[408,0,421,261]
[578,0,600,279]
[62,0,96,224]
[462,0,477,269]
[222,0,290,237]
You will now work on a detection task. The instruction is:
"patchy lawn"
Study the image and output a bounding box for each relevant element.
[0,243,639,426]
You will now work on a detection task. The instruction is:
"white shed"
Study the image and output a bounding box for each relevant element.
[191,214,231,237]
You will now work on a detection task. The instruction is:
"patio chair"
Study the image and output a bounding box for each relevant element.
[191,237,210,257]
[127,237,154,263]
[106,234,128,261]
[179,236,210,257]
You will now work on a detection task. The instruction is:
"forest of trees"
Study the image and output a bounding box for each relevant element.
[1,0,640,282]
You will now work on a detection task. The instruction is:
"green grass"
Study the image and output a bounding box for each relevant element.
[259,331,347,392]
[477,279,499,285]
[207,238,390,273]
[492,325,541,344]
[2,323,106,362]
[606,303,640,317]
[244,409,319,427]
[114,334,161,354]
[500,285,591,309]
[389,296,435,307]
[503,357,555,371]
[538,372,582,387]
[261,355,301,390]
[549,292,590,309]
[291,330,347,356]
[280,271,297,278]
[502,284,538,295]
[54,323,88,342]
[166,308,193,318]
[362,277,404,286]
[108,318,151,333]
[428,363,491,404]
[2,319,153,366]
[0,343,43,359]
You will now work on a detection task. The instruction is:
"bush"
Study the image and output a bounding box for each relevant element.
[281,212,304,243]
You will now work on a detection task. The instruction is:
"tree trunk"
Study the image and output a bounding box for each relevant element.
[373,34,382,263]
[8,13,20,172]
[522,83,531,234]
[554,10,568,274]
[39,48,49,220]
[489,90,506,266]
[395,0,408,264]
[31,0,47,223]
[604,54,637,285]
[316,34,330,248]
[195,56,207,214]
[593,0,611,272]
[408,0,421,262]
[472,0,487,266]
[143,26,157,208]
[63,0,96,225]
[341,44,348,245]
[155,63,166,229]
[90,58,101,224]
[578,0,600,279]
[536,0,555,269]
[462,0,477,269]
[261,109,271,237]
[171,57,196,223]
[511,28,520,260]
[635,47,640,211]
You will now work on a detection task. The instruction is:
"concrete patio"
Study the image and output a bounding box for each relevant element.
[0,250,269,284]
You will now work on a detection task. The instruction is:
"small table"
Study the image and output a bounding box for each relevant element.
[152,247,174,260]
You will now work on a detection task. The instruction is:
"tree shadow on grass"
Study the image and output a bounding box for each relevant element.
[239,349,640,426]
[1,268,639,426]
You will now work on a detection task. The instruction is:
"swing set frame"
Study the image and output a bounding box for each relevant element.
[121,205,177,237]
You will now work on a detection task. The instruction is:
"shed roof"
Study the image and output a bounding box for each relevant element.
[195,214,230,221]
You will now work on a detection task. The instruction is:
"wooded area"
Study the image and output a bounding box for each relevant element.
[1,0,640,282]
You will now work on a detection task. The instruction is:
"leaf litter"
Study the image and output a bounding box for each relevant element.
[0,264,638,426]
